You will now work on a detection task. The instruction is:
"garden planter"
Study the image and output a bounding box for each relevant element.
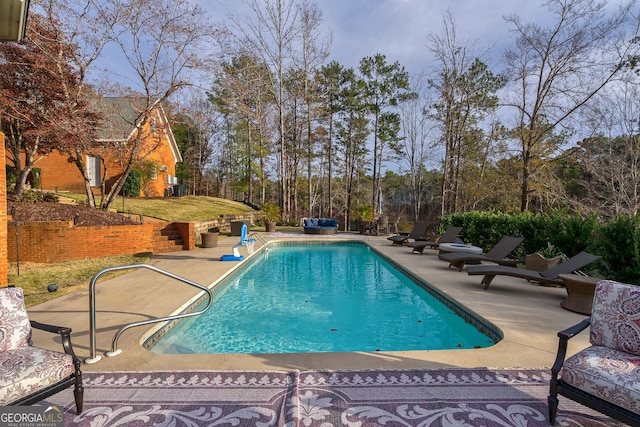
[201,230,219,248]
[231,221,251,236]
[525,253,563,271]
[265,221,277,232]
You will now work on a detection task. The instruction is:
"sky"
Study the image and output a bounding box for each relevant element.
[200,0,552,78]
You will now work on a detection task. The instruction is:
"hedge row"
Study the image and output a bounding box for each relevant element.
[439,210,639,284]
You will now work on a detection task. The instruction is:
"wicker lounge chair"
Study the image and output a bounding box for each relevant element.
[466,251,601,290]
[387,221,428,245]
[406,226,463,254]
[438,235,524,271]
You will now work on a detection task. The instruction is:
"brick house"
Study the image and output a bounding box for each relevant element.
[18,97,182,197]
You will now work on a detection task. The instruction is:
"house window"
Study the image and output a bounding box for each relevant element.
[149,117,157,134]
[86,156,100,186]
[151,165,157,180]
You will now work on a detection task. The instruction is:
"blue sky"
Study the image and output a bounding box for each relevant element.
[201,0,551,77]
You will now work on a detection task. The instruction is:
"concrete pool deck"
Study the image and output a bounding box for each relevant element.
[27,232,592,372]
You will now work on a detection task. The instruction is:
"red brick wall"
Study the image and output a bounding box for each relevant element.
[174,222,196,250]
[0,134,7,285]
[28,152,85,192]
[6,221,194,263]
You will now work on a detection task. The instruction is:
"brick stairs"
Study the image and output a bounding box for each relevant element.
[152,223,185,253]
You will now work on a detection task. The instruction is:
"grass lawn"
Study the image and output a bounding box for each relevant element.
[62,194,255,222]
[10,253,152,307]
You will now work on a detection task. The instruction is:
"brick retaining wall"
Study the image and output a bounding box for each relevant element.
[8,221,150,263]
[193,213,258,245]
[5,210,258,263]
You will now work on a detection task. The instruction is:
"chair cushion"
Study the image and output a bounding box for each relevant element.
[0,288,32,352]
[560,345,640,414]
[0,346,74,405]
[590,280,640,355]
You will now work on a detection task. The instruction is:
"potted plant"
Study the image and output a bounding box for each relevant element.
[351,203,374,234]
[526,242,566,271]
[262,203,280,232]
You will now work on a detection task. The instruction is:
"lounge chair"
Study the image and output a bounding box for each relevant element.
[466,251,601,290]
[407,226,463,254]
[387,221,428,245]
[438,235,524,271]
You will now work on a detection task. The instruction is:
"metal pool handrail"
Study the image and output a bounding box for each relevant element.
[85,264,213,364]
[248,232,268,250]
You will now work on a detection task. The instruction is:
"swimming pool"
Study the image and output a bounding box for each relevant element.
[147,241,499,354]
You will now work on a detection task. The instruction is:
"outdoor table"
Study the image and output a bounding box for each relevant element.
[558,274,601,315]
[359,221,376,235]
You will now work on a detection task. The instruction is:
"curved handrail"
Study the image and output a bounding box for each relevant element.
[248,232,268,250]
[85,264,213,364]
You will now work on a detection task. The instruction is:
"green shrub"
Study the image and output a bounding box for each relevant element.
[5,166,16,189]
[18,190,59,203]
[123,170,142,197]
[552,211,599,257]
[41,192,59,202]
[443,211,513,250]
[439,210,640,282]
[440,210,600,261]
[594,215,640,284]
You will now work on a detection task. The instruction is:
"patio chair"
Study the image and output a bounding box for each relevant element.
[548,280,640,426]
[374,215,389,236]
[406,226,463,254]
[0,287,83,413]
[466,251,601,290]
[438,235,524,271]
[387,221,428,245]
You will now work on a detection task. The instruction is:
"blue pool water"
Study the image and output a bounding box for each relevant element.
[149,242,498,354]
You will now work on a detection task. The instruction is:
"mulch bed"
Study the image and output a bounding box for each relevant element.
[8,201,139,226]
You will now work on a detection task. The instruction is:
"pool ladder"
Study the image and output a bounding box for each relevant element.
[84,264,213,364]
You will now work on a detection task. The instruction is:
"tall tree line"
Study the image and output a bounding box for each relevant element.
[201,0,639,223]
[3,0,640,223]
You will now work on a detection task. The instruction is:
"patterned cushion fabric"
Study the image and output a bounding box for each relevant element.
[0,346,74,405]
[0,288,32,352]
[561,345,640,414]
[590,280,640,355]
